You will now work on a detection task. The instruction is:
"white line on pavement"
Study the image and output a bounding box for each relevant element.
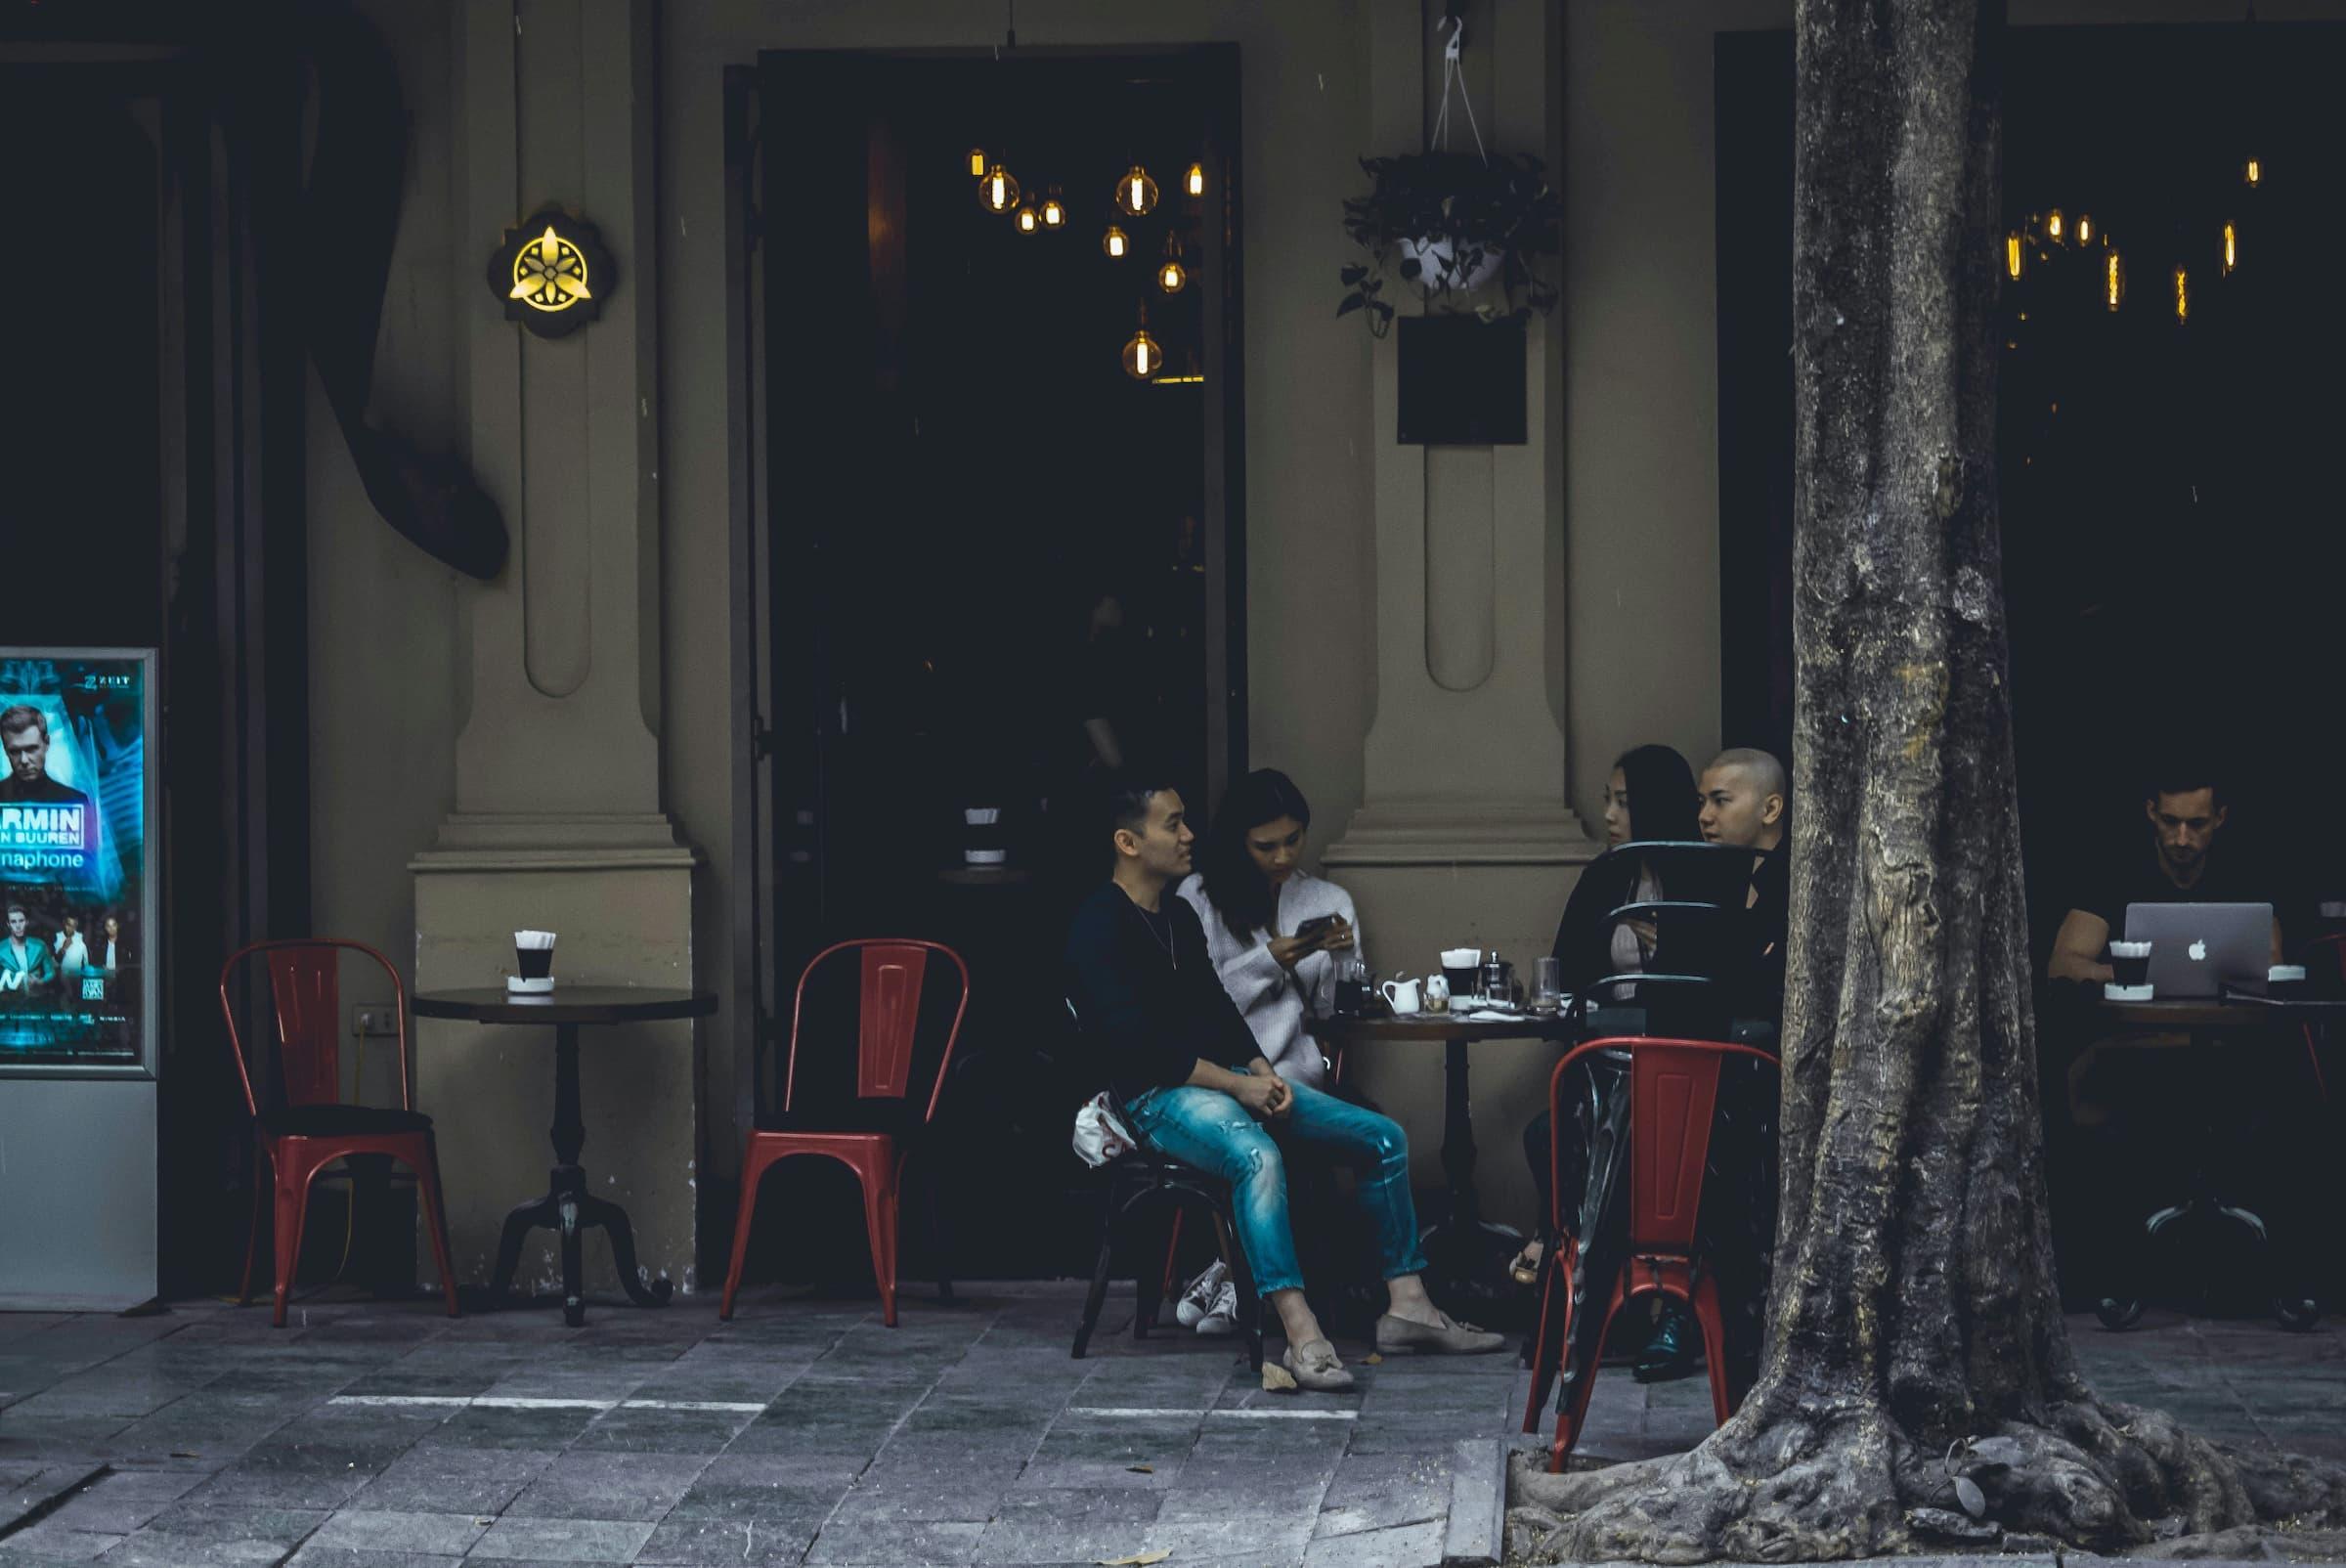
[1063,1406,1357,1421]
[328,1394,766,1414]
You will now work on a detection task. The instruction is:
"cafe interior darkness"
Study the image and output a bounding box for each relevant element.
[748,51,1240,1284]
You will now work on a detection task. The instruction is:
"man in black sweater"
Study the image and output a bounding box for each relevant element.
[1064,772,1500,1391]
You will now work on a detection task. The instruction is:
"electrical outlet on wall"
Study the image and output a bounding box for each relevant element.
[352,1004,399,1037]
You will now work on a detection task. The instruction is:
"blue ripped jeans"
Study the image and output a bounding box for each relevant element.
[1123,1072,1429,1296]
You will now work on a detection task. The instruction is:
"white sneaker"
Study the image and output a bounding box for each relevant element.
[1174,1260,1229,1328]
[1194,1281,1239,1336]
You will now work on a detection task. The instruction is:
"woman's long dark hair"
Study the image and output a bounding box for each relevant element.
[1549,743,1701,985]
[1613,744,1700,844]
[1196,768,1313,942]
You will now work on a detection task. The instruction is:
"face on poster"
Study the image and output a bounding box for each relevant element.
[0,650,157,1076]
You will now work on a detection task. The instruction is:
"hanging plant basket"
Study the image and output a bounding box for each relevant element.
[1396,233,1507,293]
[1339,152,1561,337]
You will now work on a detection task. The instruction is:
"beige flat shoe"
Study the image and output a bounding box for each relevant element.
[1374,1310,1505,1356]
[1279,1337,1357,1392]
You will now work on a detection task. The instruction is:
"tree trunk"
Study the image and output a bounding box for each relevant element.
[1515,0,2345,1557]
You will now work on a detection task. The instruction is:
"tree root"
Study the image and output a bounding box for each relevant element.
[1507,1388,2346,1564]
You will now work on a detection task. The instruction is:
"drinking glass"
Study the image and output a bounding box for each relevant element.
[1534,955,1564,1008]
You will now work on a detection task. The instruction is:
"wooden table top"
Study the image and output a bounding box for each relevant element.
[413,986,716,1025]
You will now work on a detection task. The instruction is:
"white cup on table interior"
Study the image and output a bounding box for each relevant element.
[1380,976,1423,1016]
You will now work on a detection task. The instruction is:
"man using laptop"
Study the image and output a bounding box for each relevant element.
[1064,770,1501,1392]
[2046,768,2280,984]
[2040,764,2289,1306]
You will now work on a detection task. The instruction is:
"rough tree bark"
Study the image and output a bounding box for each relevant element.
[1514,0,2346,1559]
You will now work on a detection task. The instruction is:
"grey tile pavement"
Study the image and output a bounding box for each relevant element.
[0,1285,2335,1567]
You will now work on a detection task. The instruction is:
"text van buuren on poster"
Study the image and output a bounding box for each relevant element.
[0,650,157,1076]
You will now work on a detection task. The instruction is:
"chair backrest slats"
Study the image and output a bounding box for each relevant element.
[268,949,343,1110]
[1629,1045,1723,1253]
[857,946,930,1099]
[784,938,971,1125]
[220,939,410,1120]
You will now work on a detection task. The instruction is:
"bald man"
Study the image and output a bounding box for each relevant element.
[1699,748,1789,978]
[1697,748,1786,858]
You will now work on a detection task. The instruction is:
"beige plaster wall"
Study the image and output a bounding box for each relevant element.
[308,0,465,1106]
[1559,0,1786,831]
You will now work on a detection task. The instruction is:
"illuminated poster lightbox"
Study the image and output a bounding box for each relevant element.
[0,648,158,1077]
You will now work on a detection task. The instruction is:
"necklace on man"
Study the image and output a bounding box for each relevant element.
[1129,898,1177,969]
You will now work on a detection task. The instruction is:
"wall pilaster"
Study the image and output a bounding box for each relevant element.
[411,0,702,1295]
[1325,0,1596,1234]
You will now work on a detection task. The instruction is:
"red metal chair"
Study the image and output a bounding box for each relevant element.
[719,938,970,1327]
[219,938,458,1328]
[1521,1035,1780,1470]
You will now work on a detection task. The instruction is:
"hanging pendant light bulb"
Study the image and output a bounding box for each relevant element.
[2245,155,2262,188]
[1157,233,1188,294]
[2222,221,2237,275]
[2047,208,2065,243]
[2173,265,2190,325]
[980,162,1020,214]
[1116,163,1160,216]
[1014,195,1041,236]
[2005,233,2024,281]
[967,147,988,179]
[1122,306,1161,380]
[1040,186,1067,230]
[1185,160,1206,197]
[1102,224,1129,259]
[2077,214,2093,244]
[2105,250,2123,311]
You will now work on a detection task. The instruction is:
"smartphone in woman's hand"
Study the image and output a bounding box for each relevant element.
[1292,913,1338,947]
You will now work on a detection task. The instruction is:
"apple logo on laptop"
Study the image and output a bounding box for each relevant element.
[2189,939,2208,961]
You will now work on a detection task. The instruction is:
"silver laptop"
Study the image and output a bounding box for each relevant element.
[2122,902,2273,997]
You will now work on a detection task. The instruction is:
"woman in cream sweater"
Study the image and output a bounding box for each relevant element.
[1175,768,1360,1094]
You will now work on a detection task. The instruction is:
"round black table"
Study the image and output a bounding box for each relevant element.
[414,986,716,1327]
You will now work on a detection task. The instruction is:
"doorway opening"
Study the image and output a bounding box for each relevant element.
[739,46,1244,1282]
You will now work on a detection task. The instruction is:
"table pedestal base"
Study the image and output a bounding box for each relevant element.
[487,1024,674,1327]
[491,1162,674,1327]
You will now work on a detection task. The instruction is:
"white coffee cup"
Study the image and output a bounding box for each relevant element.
[1381,977,1423,1016]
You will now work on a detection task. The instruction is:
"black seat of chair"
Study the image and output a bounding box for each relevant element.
[754,1101,920,1137]
[1073,1151,1265,1372]
[258,1104,433,1138]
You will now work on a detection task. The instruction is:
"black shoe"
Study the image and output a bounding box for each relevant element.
[1630,1303,1704,1383]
